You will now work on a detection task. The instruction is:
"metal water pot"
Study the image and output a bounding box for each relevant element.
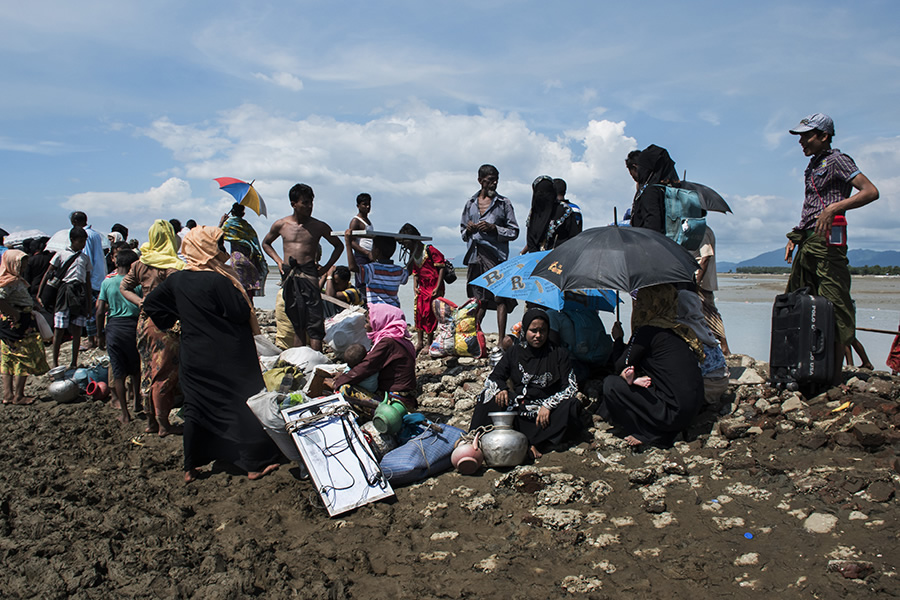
[480,412,529,467]
[48,366,80,403]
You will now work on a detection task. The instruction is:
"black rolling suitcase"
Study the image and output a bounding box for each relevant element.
[769,287,836,392]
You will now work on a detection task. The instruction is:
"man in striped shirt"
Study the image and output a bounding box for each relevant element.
[784,113,879,377]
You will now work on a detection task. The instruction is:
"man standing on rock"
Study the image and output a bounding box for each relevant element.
[784,113,879,379]
[461,164,519,349]
[692,225,730,355]
[263,183,343,351]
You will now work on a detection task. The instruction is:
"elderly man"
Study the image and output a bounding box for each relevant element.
[460,164,519,344]
[784,113,879,381]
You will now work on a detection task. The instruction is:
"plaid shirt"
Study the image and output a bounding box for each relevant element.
[796,149,861,231]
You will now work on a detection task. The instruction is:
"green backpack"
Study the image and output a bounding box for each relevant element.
[656,185,707,251]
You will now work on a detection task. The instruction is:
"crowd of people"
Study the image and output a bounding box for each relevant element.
[0,111,893,480]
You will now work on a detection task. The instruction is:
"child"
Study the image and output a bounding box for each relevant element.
[348,193,374,288]
[344,231,408,308]
[39,226,92,369]
[343,343,378,393]
[398,223,449,353]
[96,249,144,424]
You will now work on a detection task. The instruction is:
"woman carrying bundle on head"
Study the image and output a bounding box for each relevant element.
[470,308,582,459]
[219,202,268,303]
[398,223,449,354]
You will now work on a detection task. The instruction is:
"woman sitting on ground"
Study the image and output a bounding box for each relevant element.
[0,250,50,405]
[470,308,581,459]
[600,284,704,448]
[142,226,282,483]
[327,303,418,411]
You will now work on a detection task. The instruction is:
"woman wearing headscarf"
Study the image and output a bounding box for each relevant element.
[600,284,704,448]
[630,145,680,234]
[219,203,268,302]
[676,288,729,404]
[0,250,50,405]
[523,176,581,253]
[329,303,418,411]
[120,220,184,436]
[470,308,581,459]
[143,226,278,483]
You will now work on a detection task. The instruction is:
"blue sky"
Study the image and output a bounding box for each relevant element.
[2,0,899,263]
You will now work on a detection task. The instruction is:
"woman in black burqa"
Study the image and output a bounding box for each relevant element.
[630,145,680,234]
[599,284,704,448]
[470,308,582,458]
[523,176,581,253]
[143,226,282,482]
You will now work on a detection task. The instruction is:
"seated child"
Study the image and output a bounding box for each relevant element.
[343,343,378,393]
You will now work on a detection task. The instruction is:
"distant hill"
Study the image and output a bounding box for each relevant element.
[718,248,900,272]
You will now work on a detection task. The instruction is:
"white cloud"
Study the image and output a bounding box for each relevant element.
[128,104,642,260]
[63,178,211,224]
[252,71,304,91]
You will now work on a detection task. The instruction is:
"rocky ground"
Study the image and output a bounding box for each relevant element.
[0,311,898,599]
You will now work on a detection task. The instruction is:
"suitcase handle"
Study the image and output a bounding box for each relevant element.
[812,327,825,353]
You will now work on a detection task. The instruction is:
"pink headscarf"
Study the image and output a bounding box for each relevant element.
[0,250,26,288]
[367,304,416,357]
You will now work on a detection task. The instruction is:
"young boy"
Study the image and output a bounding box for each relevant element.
[343,343,378,393]
[262,183,343,351]
[344,232,408,308]
[39,226,92,368]
[96,249,143,424]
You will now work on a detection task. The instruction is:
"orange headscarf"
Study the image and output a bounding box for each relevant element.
[0,250,26,288]
[181,226,261,335]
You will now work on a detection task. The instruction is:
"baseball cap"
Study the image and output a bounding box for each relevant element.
[789,113,835,136]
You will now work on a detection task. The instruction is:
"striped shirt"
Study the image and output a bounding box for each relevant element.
[361,262,409,307]
[797,149,861,231]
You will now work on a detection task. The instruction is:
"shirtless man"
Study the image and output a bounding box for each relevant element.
[262,183,343,351]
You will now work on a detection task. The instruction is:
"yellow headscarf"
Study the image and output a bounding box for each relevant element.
[182,226,260,335]
[631,284,705,361]
[139,220,185,271]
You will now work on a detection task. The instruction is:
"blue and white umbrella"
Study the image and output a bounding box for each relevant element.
[470,250,618,312]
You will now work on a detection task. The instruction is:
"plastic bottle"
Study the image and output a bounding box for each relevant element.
[828,215,847,246]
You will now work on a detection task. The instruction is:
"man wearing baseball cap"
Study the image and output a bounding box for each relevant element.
[784,113,879,381]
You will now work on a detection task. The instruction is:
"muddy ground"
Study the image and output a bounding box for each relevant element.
[1,322,899,599]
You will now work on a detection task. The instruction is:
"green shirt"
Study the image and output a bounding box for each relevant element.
[99,274,140,319]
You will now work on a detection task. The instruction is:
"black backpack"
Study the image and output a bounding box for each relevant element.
[40,251,82,309]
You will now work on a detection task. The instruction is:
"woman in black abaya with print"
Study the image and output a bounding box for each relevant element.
[470,308,581,459]
[143,226,282,482]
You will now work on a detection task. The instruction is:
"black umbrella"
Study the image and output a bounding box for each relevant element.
[680,181,731,213]
[531,226,698,294]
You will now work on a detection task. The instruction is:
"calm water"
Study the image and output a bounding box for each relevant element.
[258,273,899,369]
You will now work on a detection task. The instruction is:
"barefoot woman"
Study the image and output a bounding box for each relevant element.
[143,226,282,482]
[0,250,50,405]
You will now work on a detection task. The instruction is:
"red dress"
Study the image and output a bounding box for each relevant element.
[410,245,448,334]
[888,318,900,373]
